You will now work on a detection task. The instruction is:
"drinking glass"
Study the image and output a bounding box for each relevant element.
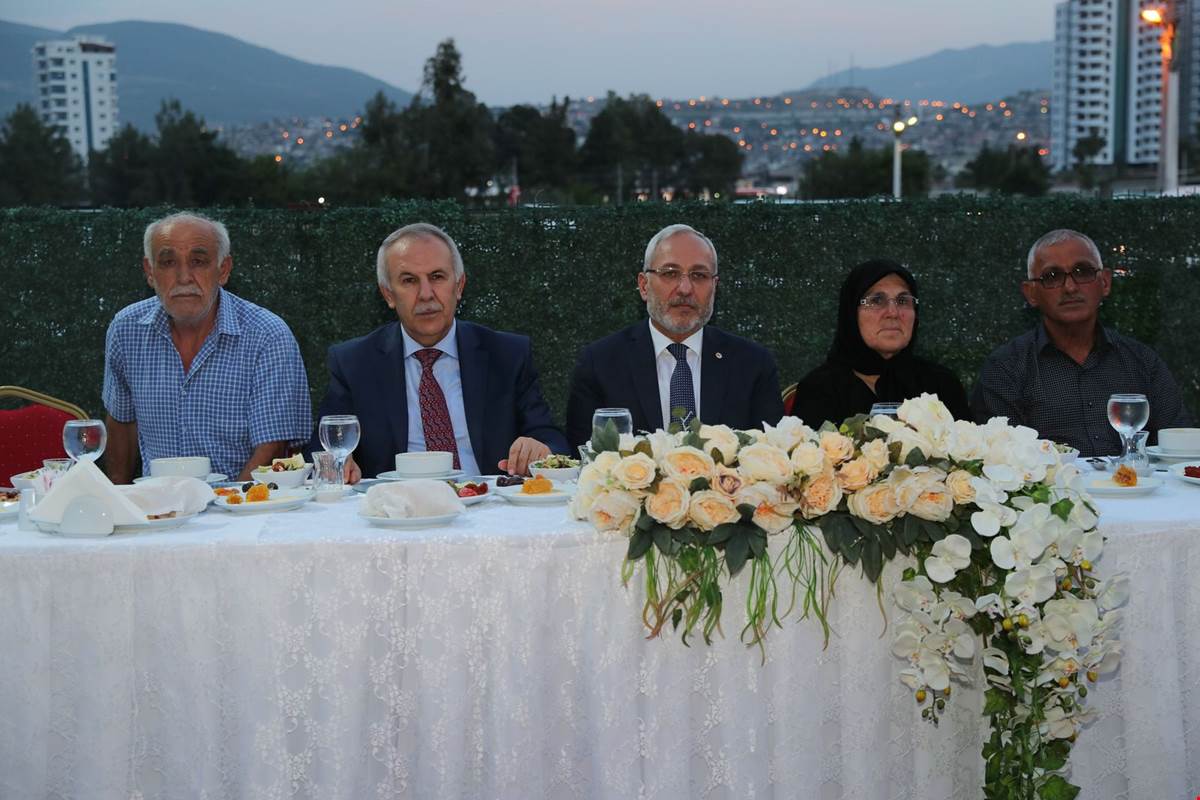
[318,414,361,490]
[311,451,343,502]
[1107,393,1150,466]
[591,408,633,453]
[63,419,107,463]
[869,402,902,418]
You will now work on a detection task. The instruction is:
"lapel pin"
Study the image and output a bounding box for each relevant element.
[715,352,723,359]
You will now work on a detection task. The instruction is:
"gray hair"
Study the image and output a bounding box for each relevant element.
[376,222,465,286]
[643,224,719,273]
[143,212,231,266]
[1026,229,1103,278]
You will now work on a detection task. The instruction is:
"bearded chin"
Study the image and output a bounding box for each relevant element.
[648,297,712,336]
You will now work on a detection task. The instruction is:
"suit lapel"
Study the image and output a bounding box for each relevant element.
[379,323,409,455]
[629,322,664,431]
[457,321,488,460]
[700,326,727,426]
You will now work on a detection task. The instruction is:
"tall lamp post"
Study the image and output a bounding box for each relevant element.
[1142,4,1179,194]
[891,111,919,199]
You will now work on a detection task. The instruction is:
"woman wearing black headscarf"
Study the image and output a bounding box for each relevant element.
[790,259,969,427]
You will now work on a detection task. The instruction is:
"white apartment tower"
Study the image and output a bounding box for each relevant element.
[31,37,118,163]
[1052,0,1184,171]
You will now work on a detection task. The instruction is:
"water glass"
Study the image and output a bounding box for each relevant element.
[311,451,343,502]
[869,402,902,418]
[1106,393,1149,465]
[592,407,633,443]
[318,414,361,491]
[63,419,107,463]
[1129,430,1152,476]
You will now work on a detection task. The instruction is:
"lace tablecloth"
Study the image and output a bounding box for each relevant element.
[0,480,1197,799]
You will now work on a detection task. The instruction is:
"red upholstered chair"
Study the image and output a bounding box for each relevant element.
[0,386,89,485]
[781,382,798,417]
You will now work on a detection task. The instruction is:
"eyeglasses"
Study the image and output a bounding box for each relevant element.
[1025,265,1101,289]
[643,268,717,286]
[859,293,918,311]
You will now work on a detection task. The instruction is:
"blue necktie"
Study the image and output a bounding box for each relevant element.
[667,342,697,427]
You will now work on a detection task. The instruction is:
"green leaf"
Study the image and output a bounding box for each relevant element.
[861,536,883,582]
[748,530,767,558]
[879,528,897,560]
[1037,775,1080,800]
[592,419,620,453]
[682,429,704,449]
[707,523,738,545]
[735,432,754,448]
[904,446,927,467]
[725,529,751,575]
[636,513,655,533]
[736,502,757,522]
[1050,497,1074,522]
[652,525,677,556]
[627,528,652,561]
[689,477,711,492]
[921,518,948,542]
[633,439,654,459]
[671,607,683,630]
[710,448,724,465]
[672,527,698,546]
[943,512,961,533]
[1031,485,1051,505]
[899,514,922,547]
[982,688,1010,715]
[888,441,903,463]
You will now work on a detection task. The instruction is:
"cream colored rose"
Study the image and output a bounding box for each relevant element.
[800,472,843,519]
[569,476,604,520]
[688,489,741,530]
[819,431,855,465]
[847,482,901,525]
[699,424,740,464]
[867,414,906,434]
[612,452,657,491]
[589,450,622,478]
[764,416,814,453]
[587,489,641,536]
[946,469,976,504]
[898,393,955,434]
[645,478,691,529]
[660,446,715,484]
[790,441,827,478]
[948,421,987,462]
[736,442,793,483]
[860,438,891,472]
[887,426,936,462]
[889,466,946,510]
[712,464,746,498]
[836,456,878,492]
[910,482,954,522]
[737,482,799,535]
[644,429,679,461]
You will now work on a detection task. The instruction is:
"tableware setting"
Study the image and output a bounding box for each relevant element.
[318,414,360,496]
[1158,427,1200,454]
[251,460,313,489]
[0,488,21,521]
[1106,393,1149,470]
[211,487,313,513]
[1086,475,1163,497]
[496,479,574,506]
[376,468,466,482]
[358,479,465,528]
[1167,462,1200,486]
[62,418,107,463]
[29,460,148,535]
[529,455,581,483]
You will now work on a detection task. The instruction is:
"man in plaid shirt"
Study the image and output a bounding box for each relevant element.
[102,212,311,482]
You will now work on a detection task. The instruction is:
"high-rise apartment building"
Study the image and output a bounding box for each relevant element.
[31,37,118,163]
[1051,0,1186,171]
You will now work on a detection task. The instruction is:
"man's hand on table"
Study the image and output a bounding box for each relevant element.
[497,437,551,476]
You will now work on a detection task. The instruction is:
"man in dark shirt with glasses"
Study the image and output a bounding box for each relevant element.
[971,228,1192,456]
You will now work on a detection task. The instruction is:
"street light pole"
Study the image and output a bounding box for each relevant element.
[890,111,918,200]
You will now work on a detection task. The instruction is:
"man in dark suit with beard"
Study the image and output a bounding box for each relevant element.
[312,223,568,480]
[566,224,784,449]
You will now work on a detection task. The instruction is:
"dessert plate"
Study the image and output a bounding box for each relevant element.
[358,511,462,529]
[1086,476,1162,497]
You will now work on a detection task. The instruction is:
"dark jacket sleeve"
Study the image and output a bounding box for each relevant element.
[512,340,570,456]
[565,344,602,451]
[750,349,785,428]
[307,345,353,458]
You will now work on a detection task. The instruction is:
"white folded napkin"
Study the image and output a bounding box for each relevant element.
[119,477,214,517]
[364,480,464,518]
[30,460,147,526]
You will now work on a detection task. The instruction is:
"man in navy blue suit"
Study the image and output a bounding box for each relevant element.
[312,223,568,480]
[566,224,784,450]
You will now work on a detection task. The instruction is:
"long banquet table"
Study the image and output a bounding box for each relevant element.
[1,474,1197,799]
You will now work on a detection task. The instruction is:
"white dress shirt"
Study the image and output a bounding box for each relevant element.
[648,320,703,429]
[400,321,480,475]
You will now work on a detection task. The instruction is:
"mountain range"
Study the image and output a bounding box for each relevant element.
[0,19,1051,132]
[0,19,414,130]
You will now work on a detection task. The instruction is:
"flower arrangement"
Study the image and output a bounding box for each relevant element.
[572,394,1126,800]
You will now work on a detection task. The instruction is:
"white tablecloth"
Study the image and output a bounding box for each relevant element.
[1,477,1197,799]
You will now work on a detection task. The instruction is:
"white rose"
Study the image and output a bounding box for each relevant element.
[645,478,691,529]
[888,426,936,463]
[587,489,641,536]
[688,490,741,531]
[836,457,877,491]
[611,452,658,491]
[898,393,954,435]
[799,471,843,519]
[945,469,976,504]
[569,475,604,520]
[847,482,900,525]
[644,429,680,461]
[712,464,746,498]
[660,446,715,484]
[867,413,906,434]
[948,421,988,462]
[699,424,741,464]
[736,482,799,535]
[819,431,856,465]
[736,442,794,484]
[764,416,814,453]
[589,450,622,478]
[909,480,954,522]
[860,438,891,472]
[790,441,827,478]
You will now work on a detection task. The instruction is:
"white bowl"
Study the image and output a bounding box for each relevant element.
[9,470,40,491]
[1158,428,1200,454]
[394,451,453,476]
[252,463,312,489]
[150,456,211,479]
[531,466,581,482]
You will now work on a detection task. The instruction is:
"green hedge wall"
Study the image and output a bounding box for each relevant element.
[2,197,1197,427]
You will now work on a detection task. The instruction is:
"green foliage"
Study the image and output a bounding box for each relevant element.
[802,136,931,199]
[0,104,84,206]
[959,144,1051,196]
[0,197,1197,429]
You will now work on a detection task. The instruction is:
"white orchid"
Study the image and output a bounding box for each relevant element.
[1005,565,1057,606]
[1095,574,1131,612]
[925,534,972,583]
[894,576,938,614]
[1040,704,1095,740]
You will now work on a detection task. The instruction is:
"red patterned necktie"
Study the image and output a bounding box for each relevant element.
[414,348,461,469]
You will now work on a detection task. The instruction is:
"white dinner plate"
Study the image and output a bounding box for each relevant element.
[375,469,465,482]
[496,483,573,506]
[1086,476,1163,497]
[113,512,199,534]
[1146,445,1200,462]
[358,511,462,529]
[134,473,227,485]
[212,488,311,513]
[1167,462,1200,486]
[0,500,18,521]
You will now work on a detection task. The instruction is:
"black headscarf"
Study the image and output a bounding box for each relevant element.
[827,258,921,399]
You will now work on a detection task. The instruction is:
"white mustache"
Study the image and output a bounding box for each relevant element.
[413,302,442,314]
[668,299,699,310]
[169,287,202,298]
